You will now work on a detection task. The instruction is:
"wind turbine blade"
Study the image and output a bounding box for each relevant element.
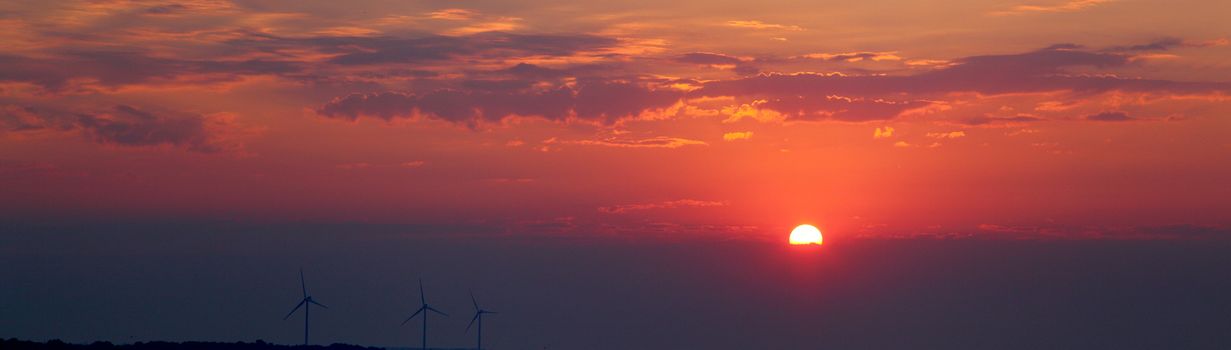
[465,313,480,333]
[309,300,328,309]
[427,306,448,317]
[401,307,425,325]
[419,279,425,305]
[483,310,498,315]
[299,268,307,298]
[471,291,478,311]
[283,299,307,320]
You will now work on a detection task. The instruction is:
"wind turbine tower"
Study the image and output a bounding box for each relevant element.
[403,279,448,350]
[284,269,328,346]
[466,292,498,350]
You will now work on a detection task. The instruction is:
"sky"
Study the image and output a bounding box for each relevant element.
[2,0,1231,349]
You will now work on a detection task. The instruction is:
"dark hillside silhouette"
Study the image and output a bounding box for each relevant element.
[0,339,478,350]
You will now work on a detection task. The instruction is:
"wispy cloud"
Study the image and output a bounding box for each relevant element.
[427,8,478,21]
[991,0,1113,16]
[483,177,534,184]
[797,51,902,62]
[675,52,760,74]
[444,17,524,36]
[561,136,708,149]
[599,199,727,214]
[334,161,427,170]
[927,131,966,139]
[722,131,753,141]
[725,20,804,31]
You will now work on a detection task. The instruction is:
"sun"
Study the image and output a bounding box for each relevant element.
[789,224,823,245]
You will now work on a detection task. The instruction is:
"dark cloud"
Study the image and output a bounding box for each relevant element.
[317,80,683,125]
[0,50,301,91]
[571,80,683,121]
[309,32,618,66]
[77,105,226,152]
[0,159,58,178]
[1104,38,1185,52]
[1,104,245,153]
[318,89,570,124]
[0,31,618,92]
[698,45,1230,99]
[935,47,1127,89]
[731,65,762,76]
[502,63,570,79]
[142,4,190,15]
[674,52,760,75]
[0,105,50,132]
[960,115,1044,126]
[324,37,466,65]
[355,69,439,79]
[460,79,538,91]
[802,51,901,62]
[676,52,743,65]
[315,45,1231,125]
[1085,111,1134,122]
[757,96,930,121]
[1041,43,1084,51]
[493,63,630,82]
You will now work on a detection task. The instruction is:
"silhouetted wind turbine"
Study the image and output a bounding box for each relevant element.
[284,268,328,346]
[465,291,498,350]
[403,279,448,350]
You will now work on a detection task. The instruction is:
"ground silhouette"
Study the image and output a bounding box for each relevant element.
[0,339,471,350]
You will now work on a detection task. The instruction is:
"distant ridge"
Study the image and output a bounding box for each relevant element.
[1,339,472,350]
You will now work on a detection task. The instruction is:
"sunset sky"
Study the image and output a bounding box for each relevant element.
[2,1,1231,349]
[3,0,1230,239]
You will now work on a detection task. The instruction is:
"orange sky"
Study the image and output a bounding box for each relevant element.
[2,0,1229,241]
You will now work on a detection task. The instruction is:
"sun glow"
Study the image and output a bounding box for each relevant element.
[789,224,823,245]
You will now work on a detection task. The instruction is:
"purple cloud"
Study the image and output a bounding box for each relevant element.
[1,104,246,153]
[960,115,1045,126]
[313,32,618,65]
[756,96,930,121]
[674,52,760,75]
[1085,111,1134,122]
[676,52,743,65]
[0,50,301,91]
[690,45,1231,121]
[699,46,1230,98]
[317,80,683,125]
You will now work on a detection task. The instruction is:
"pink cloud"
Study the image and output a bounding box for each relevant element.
[599,199,728,214]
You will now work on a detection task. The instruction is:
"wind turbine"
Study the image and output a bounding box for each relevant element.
[403,279,448,350]
[284,268,328,346]
[465,292,498,350]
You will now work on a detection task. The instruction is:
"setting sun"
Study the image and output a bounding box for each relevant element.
[789,225,823,245]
